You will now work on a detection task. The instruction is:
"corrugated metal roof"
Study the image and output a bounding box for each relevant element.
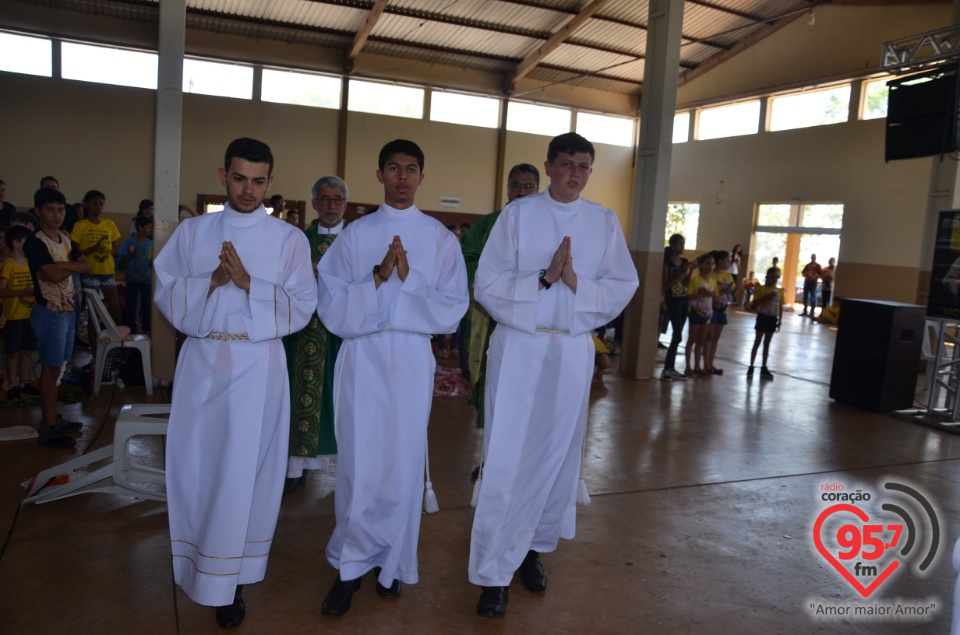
[11,0,934,98]
[598,0,649,25]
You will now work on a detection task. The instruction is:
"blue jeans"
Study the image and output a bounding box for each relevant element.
[664,296,689,371]
[31,303,76,367]
[803,281,818,314]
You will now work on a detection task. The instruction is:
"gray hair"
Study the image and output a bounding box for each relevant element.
[311,175,349,201]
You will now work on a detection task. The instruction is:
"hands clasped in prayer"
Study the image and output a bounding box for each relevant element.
[541,236,577,292]
[210,241,251,294]
[374,235,409,288]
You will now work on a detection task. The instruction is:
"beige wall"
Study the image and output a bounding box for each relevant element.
[0,72,155,213]
[179,96,341,210]
[670,118,932,268]
[830,261,924,305]
[343,112,499,214]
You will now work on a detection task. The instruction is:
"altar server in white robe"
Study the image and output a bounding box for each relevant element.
[316,139,468,617]
[469,132,639,618]
[154,137,317,629]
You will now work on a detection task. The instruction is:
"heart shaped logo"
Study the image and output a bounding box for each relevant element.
[813,504,900,597]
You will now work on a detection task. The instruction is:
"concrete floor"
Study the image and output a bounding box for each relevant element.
[1,308,959,634]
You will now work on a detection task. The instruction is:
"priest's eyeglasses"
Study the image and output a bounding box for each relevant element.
[508,182,537,191]
[315,196,345,205]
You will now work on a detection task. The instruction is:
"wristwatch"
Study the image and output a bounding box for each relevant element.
[372,264,387,282]
[538,269,552,290]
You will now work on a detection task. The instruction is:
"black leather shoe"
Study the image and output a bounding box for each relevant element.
[476,586,508,618]
[373,567,401,598]
[321,575,362,616]
[215,586,245,629]
[518,550,547,592]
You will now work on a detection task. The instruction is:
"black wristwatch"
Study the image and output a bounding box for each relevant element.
[538,269,552,290]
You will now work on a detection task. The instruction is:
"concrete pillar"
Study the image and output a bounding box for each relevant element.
[151,0,186,381]
[620,0,684,379]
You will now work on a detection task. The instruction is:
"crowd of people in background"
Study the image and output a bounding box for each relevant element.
[0,176,205,446]
[660,236,838,383]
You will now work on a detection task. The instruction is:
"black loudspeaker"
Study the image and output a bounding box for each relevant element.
[886,64,960,162]
[829,299,926,412]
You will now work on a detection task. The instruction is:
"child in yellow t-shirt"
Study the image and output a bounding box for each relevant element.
[813,297,841,325]
[746,267,784,380]
[685,253,716,376]
[0,225,38,398]
[706,250,735,375]
[71,189,122,328]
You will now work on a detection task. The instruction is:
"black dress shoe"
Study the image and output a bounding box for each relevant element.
[282,474,306,496]
[373,567,401,598]
[321,575,362,616]
[477,586,508,618]
[518,550,547,592]
[215,585,245,628]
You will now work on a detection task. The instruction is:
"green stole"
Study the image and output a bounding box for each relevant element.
[285,223,344,458]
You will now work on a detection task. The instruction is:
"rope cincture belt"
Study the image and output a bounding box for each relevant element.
[205,331,251,341]
[536,328,570,334]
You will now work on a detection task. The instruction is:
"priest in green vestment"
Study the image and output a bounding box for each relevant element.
[461,163,539,430]
[283,176,350,493]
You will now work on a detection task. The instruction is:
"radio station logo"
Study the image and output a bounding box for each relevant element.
[808,478,942,622]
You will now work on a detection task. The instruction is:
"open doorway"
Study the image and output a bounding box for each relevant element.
[750,203,843,310]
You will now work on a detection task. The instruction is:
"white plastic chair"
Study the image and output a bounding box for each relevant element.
[23,403,170,504]
[84,289,153,395]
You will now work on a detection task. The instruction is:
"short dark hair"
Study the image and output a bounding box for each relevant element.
[40,176,59,189]
[507,163,540,185]
[11,211,38,229]
[138,199,154,214]
[270,194,284,206]
[378,139,424,172]
[34,187,66,210]
[547,132,595,164]
[134,216,153,231]
[224,137,274,175]
[83,190,106,205]
[4,224,31,249]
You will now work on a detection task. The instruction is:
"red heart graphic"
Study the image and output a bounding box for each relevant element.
[813,504,899,598]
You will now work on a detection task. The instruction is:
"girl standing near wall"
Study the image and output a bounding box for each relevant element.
[661,234,692,382]
[705,250,733,375]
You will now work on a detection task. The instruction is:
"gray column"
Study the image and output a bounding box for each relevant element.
[152,0,186,380]
[620,0,684,378]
